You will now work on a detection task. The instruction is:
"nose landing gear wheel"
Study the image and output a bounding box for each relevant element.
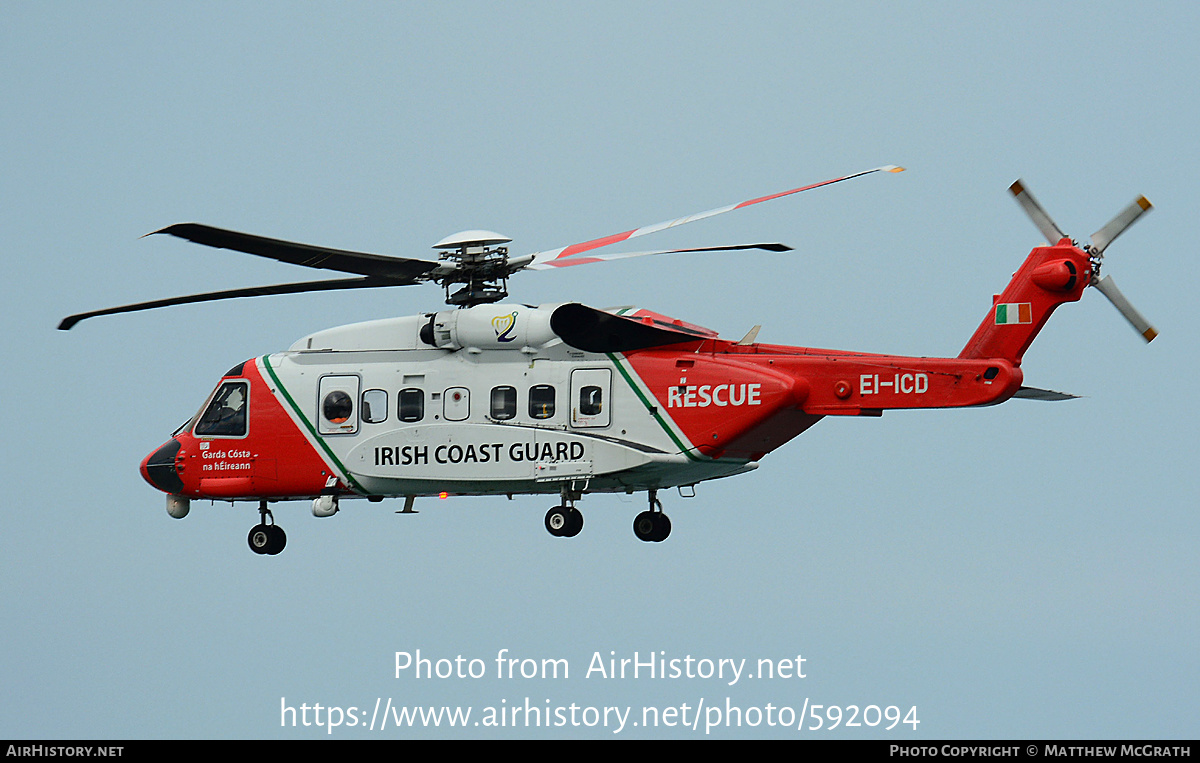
[633,511,655,541]
[248,523,287,555]
[545,506,583,537]
[249,524,270,554]
[248,501,287,555]
[265,524,286,554]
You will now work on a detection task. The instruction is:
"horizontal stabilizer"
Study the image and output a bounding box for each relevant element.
[1011,386,1081,401]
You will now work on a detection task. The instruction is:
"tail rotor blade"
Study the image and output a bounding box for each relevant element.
[1010,180,1067,244]
[1093,274,1158,342]
[1090,195,1152,255]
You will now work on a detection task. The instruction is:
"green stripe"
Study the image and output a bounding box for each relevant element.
[260,355,367,494]
[996,304,1008,324]
[606,352,703,462]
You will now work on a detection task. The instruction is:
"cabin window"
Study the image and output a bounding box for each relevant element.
[490,386,517,420]
[194,381,248,437]
[362,389,388,423]
[317,375,361,435]
[398,388,424,422]
[529,384,556,419]
[579,385,603,416]
[322,390,353,424]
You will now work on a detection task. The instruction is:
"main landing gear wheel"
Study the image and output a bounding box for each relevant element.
[632,511,671,542]
[248,502,287,555]
[545,506,583,538]
[633,491,671,542]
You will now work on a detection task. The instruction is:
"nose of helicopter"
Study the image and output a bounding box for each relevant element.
[141,438,184,494]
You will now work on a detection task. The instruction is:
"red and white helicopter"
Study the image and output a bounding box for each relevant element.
[60,167,1157,554]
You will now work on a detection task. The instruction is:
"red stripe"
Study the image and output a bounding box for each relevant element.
[556,229,637,259]
[733,176,849,209]
[545,256,604,268]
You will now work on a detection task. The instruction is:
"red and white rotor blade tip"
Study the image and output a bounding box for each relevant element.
[1092,274,1158,342]
[1010,180,1067,245]
[1090,196,1152,255]
[521,165,904,269]
[523,243,790,271]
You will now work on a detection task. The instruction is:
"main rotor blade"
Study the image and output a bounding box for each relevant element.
[152,223,441,281]
[1092,274,1158,342]
[519,242,792,271]
[549,303,710,353]
[1090,195,1152,255]
[58,276,401,330]
[523,165,904,268]
[1009,180,1067,244]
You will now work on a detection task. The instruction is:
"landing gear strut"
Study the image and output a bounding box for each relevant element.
[545,485,584,538]
[248,501,286,555]
[633,489,671,542]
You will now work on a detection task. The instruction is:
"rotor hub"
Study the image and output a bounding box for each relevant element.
[1080,242,1107,286]
[432,231,514,308]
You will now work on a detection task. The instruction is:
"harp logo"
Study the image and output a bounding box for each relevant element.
[493,311,519,343]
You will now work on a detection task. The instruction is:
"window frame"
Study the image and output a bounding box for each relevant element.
[570,368,611,428]
[529,384,556,420]
[361,389,388,424]
[398,387,425,423]
[193,379,250,439]
[490,385,517,421]
[443,386,470,422]
[317,374,361,436]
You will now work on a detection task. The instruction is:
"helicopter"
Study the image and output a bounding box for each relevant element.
[59,166,1158,555]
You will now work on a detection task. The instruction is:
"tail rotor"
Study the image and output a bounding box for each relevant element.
[1009,180,1157,343]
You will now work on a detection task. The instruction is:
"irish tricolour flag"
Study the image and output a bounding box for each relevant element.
[995,303,1033,325]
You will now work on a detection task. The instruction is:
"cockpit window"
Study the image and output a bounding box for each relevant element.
[194,381,248,437]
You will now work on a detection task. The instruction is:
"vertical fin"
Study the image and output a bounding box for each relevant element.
[959,242,1091,363]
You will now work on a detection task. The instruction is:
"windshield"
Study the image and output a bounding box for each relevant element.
[194,381,248,437]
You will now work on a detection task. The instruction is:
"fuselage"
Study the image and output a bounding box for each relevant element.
[141,301,1025,504]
